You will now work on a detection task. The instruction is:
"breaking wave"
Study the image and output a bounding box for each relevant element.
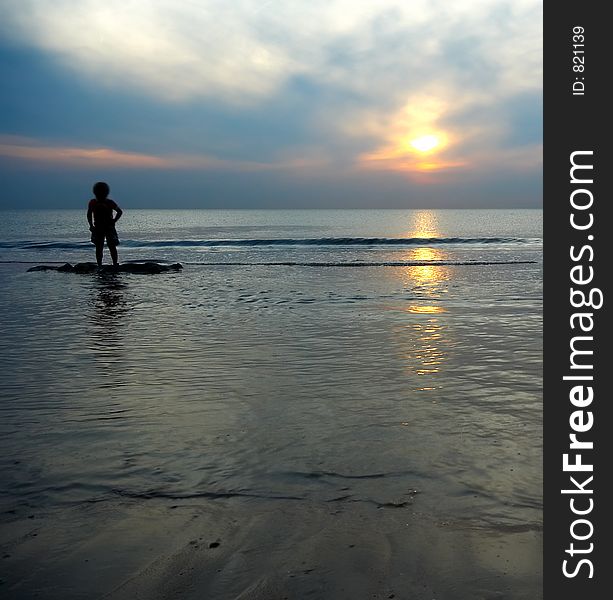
[2,236,533,251]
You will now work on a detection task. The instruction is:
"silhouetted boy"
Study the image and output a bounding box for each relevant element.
[87,182,123,267]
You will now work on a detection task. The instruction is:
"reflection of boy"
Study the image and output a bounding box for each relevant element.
[87,181,123,267]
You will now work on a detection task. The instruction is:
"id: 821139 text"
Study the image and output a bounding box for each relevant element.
[572,26,585,96]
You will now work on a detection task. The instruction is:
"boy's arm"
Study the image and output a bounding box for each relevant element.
[87,206,94,230]
[113,204,123,223]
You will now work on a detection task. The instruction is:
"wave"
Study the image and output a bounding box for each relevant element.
[6,259,537,267]
[195,260,537,267]
[1,236,533,250]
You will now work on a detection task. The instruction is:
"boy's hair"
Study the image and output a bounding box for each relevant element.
[93,181,110,199]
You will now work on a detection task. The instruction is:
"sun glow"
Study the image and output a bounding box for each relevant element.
[358,95,463,174]
[409,135,440,153]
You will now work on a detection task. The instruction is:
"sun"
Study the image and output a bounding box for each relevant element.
[409,135,440,153]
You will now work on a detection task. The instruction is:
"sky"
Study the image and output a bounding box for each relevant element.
[0,0,542,209]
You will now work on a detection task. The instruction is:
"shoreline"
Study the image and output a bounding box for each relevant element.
[1,496,542,600]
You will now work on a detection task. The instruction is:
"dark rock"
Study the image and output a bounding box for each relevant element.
[27,265,61,272]
[28,262,183,274]
[73,262,98,273]
[121,262,162,274]
[58,263,76,272]
[119,262,183,274]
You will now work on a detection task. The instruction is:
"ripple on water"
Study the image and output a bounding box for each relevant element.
[0,253,541,531]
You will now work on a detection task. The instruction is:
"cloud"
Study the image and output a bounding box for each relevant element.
[0,1,541,105]
[347,82,541,179]
[0,135,326,171]
[0,136,172,168]
[0,0,542,206]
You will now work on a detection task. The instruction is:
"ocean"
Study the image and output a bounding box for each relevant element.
[0,209,542,599]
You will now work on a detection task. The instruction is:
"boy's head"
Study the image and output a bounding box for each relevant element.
[93,181,110,199]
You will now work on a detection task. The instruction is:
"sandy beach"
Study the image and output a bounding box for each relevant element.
[1,494,541,600]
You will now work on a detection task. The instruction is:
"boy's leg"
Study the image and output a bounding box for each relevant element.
[108,243,119,266]
[95,241,104,266]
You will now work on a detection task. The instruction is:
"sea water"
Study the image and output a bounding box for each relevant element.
[0,209,542,556]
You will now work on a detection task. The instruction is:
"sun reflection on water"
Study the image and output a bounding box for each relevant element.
[393,211,455,383]
[407,210,442,239]
[398,317,448,378]
[400,211,452,291]
[402,248,451,291]
[406,304,446,314]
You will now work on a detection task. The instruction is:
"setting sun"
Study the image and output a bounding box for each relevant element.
[409,135,440,153]
[358,95,461,175]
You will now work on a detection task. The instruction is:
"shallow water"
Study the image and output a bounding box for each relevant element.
[0,209,542,595]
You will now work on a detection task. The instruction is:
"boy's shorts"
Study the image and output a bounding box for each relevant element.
[91,225,120,246]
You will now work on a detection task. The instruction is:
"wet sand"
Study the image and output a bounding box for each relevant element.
[1,497,541,600]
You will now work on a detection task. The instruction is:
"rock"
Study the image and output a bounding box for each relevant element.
[73,262,98,273]
[58,263,76,272]
[119,262,182,274]
[27,262,183,274]
[121,262,163,274]
[27,265,59,272]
